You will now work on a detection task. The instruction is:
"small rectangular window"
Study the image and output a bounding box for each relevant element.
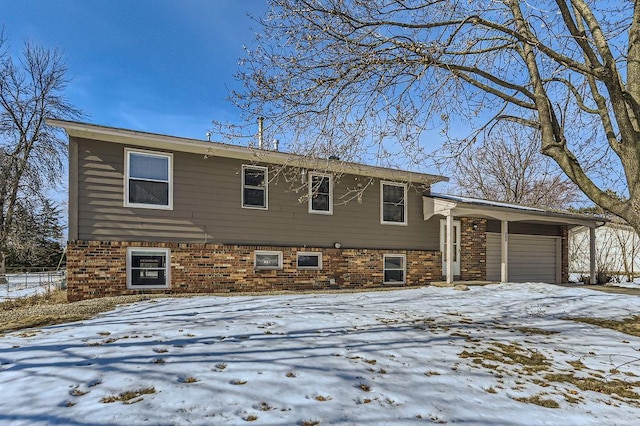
[125,149,173,209]
[297,252,322,269]
[254,250,282,270]
[383,254,406,284]
[127,248,171,289]
[308,172,333,214]
[381,182,407,225]
[242,165,268,209]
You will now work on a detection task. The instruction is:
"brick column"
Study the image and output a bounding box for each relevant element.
[460,217,487,281]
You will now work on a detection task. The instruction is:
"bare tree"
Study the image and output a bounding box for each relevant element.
[452,123,579,209]
[220,0,640,234]
[0,34,81,282]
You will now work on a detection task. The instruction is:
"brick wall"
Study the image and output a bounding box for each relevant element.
[460,217,487,280]
[66,241,443,301]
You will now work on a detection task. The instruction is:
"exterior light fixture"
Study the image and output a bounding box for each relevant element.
[334,242,342,249]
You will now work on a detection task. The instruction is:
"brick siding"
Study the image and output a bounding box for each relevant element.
[66,241,443,301]
[460,217,487,280]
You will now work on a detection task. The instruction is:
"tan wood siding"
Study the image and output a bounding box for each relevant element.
[75,137,439,250]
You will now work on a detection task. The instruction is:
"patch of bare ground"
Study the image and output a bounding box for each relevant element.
[0,285,413,335]
[513,393,560,408]
[100,387,156,404]
[543,373,640,400]
[459,341,550,374]
[0,290,170,334]
[567,316,640,337]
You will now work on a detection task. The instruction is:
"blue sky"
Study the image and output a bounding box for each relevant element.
[1,0,269,140]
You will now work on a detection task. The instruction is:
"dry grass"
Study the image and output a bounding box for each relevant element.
[0,285,420,335]
[100,387,156,404]
[516,327,559,336]
[0,290,169,334]
[568,316,640,337]
[544,373,640,399]
[513,394,560,408]
[459,342,550,374]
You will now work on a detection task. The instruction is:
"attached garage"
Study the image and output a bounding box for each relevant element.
[424,194,604,284]
[486,233,560,283]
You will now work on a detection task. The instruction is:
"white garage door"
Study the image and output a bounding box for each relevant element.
[486,233,560,283]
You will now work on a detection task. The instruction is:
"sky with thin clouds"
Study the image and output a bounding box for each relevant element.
[1,0,269,140]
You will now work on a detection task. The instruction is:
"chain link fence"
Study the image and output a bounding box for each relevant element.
[1,268,66,300]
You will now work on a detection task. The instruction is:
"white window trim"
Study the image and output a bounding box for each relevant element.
[242,165,269,210]
[126,247,171,289]
[308,172,333,215]
[254,250,283,270]
[297,251,323,270]
[124,148,173,210]
[383,254,406,285]
[380,181,408,225]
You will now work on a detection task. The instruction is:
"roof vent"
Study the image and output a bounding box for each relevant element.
[257,116,264,149]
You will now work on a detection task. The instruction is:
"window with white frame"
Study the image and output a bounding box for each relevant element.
[381,182,407,225]
[297,252,322,269]
[308,172,332,214]
[383,254,406,284]
[125,149,172,209]
[254,250,282,270]
[242,165,268,209]
[127,247,171,289]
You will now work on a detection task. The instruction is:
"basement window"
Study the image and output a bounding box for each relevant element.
[254,250,283,270]
[383,254,406,284]
[127,248,170,289]
[297,252,323,270]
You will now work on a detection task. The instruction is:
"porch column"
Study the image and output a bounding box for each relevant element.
[501,220,509,282]
[589,226,596,285]
[446,213,454,283]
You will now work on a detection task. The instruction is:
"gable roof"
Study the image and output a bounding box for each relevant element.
[48,119,448,185]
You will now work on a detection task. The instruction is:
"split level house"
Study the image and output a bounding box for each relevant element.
[49,119,605,301]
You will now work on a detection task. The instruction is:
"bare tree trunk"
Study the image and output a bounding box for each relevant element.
[0,250,6,285]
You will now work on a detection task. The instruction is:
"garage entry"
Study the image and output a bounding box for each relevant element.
[487,233,561,283]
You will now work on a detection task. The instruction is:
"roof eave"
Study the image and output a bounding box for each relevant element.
[423,196,606,227]
[48,118,448,185]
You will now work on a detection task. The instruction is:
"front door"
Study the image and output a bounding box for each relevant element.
[440,219,461,277]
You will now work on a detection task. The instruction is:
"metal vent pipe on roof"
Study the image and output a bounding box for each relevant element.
[257,116,264,149]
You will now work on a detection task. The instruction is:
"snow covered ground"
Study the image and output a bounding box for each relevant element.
[0,271,65,301]
[1,283,639,425]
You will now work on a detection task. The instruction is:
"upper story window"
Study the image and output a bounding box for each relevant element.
[308,172,333,214]
[242,165,268,209]
[381,181,407,225]
[125,148,173,210]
